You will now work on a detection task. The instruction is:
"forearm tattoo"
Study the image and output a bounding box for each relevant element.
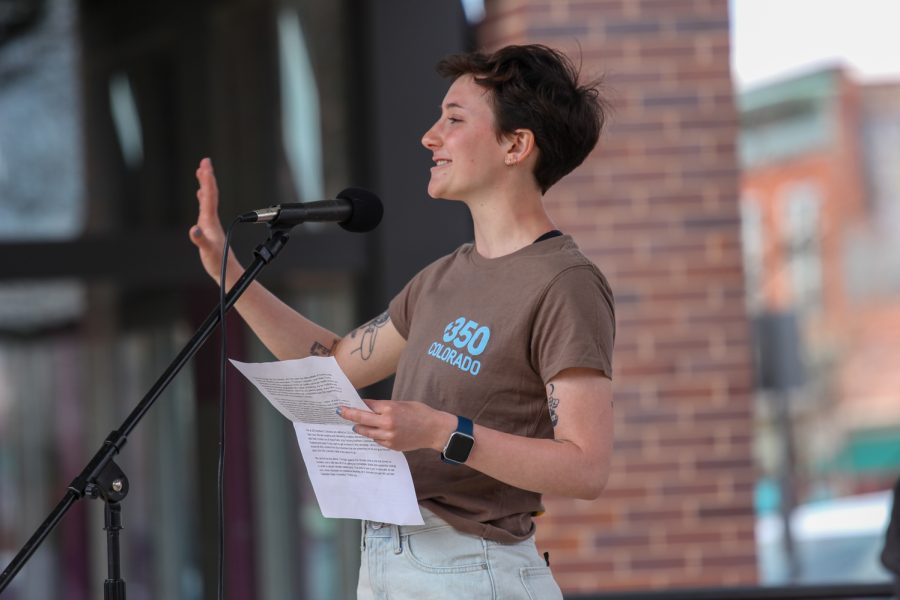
[547,383,560,427]
[309,338,338,357]
[349,311,390,361]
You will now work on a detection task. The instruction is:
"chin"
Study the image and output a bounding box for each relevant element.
[426,180,468,202]
[426,188,456,202]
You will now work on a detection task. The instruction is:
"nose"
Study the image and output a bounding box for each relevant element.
[421,121,440,150]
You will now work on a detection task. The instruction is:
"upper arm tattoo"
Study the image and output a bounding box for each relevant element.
[349,311,390,361]
[547,383,560,427]
[310,338,338,357]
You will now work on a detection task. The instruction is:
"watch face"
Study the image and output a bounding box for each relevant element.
[445,432,475,462]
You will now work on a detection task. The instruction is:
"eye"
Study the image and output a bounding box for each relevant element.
[447,117,462,124]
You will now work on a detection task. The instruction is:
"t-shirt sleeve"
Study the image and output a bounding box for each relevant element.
[530,265,616,382]
[388,273,422,340]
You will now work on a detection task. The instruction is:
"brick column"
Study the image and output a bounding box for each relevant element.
[480,0,757,592]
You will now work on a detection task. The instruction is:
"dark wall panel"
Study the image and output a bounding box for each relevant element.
[362,0,473,310]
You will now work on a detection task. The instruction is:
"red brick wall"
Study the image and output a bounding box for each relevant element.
[479,0,758,592]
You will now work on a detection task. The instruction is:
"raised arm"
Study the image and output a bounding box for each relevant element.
[189,158,404,388]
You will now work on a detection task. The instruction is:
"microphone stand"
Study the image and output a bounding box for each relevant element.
[0,225,294,598]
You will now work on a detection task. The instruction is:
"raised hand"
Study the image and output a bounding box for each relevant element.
[189,157,240,285]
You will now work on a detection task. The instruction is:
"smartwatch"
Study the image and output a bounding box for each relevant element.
[440,416,475,465]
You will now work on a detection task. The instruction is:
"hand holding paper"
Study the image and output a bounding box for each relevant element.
[230,356,423,525]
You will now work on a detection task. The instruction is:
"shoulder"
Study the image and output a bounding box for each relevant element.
[529,241,616,381]
[526,235,596,270]
[532,237,613,301]
[531,238,616,342]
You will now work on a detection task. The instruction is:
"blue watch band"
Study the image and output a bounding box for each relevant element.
[441,416,475,465]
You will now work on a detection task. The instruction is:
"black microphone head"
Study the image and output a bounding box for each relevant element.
[336,187,383,233]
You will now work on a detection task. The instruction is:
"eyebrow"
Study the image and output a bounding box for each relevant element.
[443,102,466,111]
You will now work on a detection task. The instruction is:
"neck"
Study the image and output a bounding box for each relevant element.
[466,187,555,259]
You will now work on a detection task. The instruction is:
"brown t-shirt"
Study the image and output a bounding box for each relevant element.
[388,234,615,543]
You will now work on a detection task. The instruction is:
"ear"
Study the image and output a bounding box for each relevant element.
[504,129,536,166]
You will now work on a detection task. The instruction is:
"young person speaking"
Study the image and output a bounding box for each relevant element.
[190,44,615,599]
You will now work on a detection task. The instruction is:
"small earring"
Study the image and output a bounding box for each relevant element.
[505,156,516,166]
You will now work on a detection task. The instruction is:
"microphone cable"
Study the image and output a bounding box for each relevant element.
[217,216,243,600]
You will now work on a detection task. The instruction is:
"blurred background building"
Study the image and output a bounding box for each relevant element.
[740,66,900,583]
[0,0,897,598]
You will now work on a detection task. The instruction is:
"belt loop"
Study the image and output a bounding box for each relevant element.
[392,524,402,555]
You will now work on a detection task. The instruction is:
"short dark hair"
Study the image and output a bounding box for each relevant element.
[437,44,607,194]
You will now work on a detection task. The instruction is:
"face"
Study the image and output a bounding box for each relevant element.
[421,75,509,202]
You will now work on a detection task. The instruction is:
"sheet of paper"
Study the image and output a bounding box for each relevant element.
[230,356,423,525]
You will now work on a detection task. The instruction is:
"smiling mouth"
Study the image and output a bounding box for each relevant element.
[433,160,451,167]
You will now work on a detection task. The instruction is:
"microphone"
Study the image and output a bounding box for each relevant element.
[239,187,383,233]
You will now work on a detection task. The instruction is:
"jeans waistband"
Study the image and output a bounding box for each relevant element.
[362,507,450,539]
[361,507,463,556]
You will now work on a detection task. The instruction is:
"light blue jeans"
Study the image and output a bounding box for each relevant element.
[357,508,563,599]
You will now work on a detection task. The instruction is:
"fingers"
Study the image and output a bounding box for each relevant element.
[195,157,216,187]
[195,157,220,213]
[188,224,209,249]
[337,407,387,446]
[338,404,395,443]
[337,402,443,452]
[361,398,388,411]
[337,404,385,428]
[190,157,226,247]
[352,423,390,443]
